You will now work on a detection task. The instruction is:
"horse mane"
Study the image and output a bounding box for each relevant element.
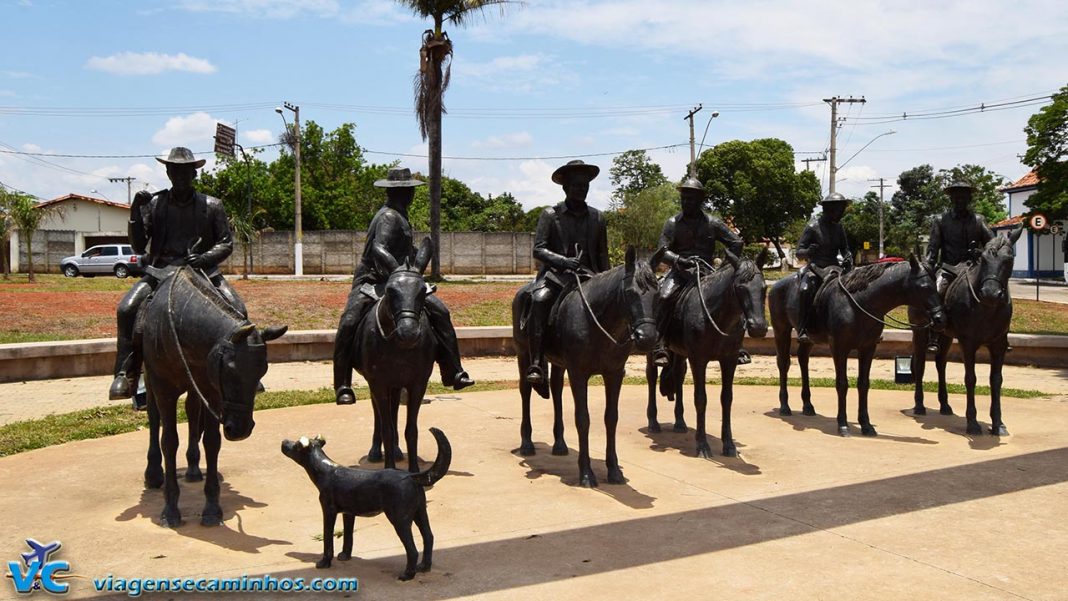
[583,260,659,297]
[175,268,247,323]
[734,257,760,284]
[984,235,1014,256]
[839,261,901,293]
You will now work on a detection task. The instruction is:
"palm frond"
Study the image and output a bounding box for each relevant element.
[413,31,453,140]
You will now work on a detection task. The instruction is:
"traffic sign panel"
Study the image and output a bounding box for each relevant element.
[1030,213,1048,231]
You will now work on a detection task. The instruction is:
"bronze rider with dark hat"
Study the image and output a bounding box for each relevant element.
[795,192,853,344]
[332,167,474,405]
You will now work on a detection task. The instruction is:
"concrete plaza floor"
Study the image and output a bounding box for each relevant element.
[1,371,1067,599]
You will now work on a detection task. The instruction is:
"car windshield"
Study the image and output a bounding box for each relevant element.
[101,247,118,256]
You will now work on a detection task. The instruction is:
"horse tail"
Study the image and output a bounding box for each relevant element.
[411,427,452,487]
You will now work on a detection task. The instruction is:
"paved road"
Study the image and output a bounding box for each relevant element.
[1010,278,1068,303]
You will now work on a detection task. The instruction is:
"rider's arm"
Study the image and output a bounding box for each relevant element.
[977,216,995,246]
[714,219,744,257]
[128,191,153,255]
[925,216,943,267]
[837,226,853,269]
[594,212,610,272]
[369,214,402,273]
[199,198,234,267]
[658,218,681,266]
[532,209,570,270]
[794,225,817,260]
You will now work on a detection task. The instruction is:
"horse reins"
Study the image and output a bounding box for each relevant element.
[374,296,420,340]
[694,259,742,337]
[167,266,223,422]
[573,271,652,347]
[836,270,939,330]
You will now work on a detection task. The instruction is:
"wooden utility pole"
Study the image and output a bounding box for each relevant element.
[801,154,827,171]
[869,177,891,258]
[823,96,866,194]
[107,176,136,204]
[684,104,702,178]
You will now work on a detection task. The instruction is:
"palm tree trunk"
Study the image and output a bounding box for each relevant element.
[428,26,445,281]
[25,231,34,283]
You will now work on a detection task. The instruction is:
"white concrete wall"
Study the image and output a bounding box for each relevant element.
[39,200,129,249]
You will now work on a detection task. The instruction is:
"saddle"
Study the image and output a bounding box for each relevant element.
[517,271,592,334]
[808,265,844,307]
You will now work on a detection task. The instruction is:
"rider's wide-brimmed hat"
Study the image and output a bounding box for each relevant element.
[374,167,426,188]
[944,180,974,193]
[551,160,600,185]
[156,147,206,169]
[820,192,849,205]
[677,177,705,194]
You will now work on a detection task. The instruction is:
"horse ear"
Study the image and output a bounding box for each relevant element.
[908,253,920,270]
[724,249,740,269]
[756,247,770,270]
[1009,224,1024,244]
[414,237,433,274]
[625,246,636,274]
[649,246,667,270]
[260,325,288,342]
[229,323,256,344]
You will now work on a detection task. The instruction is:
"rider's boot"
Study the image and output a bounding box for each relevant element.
[109,335,136,401]
[526,300,549,387]
[737,349,752,365]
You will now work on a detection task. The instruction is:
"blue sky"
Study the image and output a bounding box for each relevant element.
[1,0,1066,213]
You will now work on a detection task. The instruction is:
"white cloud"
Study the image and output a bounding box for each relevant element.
[471,132,533,150]
[1,71,34,79]
[243,129,275,145]
[175,0,407,23]
[152,112,225,147]
[0,90,15,97]
[86,52,217,76]
[453,53,575,94]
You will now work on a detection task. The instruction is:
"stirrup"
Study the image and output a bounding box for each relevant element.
[335,386,356,405]
[796,330,811,344]
[526,364,546,385]
[109,373,133,401]
[652,347,670,367]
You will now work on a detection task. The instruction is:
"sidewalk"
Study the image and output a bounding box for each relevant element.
[2,355,1065,426]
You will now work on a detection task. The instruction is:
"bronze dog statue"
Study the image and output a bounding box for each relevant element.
[281,428,450,581]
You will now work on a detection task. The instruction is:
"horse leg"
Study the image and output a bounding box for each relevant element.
[774,325,793,415]
[798,341,816,416]
[963,344,982,435]
[405,382,428,474]
[200,419,223,526]
[935,334,954,415]
[518,353,536,456]
[159,398,183,527]
[368,390,384,463]
[832,346,851,436]
[603,370,626,484]
[719,357,738,457]
[184,402,203,482]
[144,385,164,489]
[988,337,1009,436]
[857,345,878,437]
[390,392,404,461]
[690,359,712,459]
[646,355,661,433]
[550,364,568,456]
[568,371,597,488]
[911,329,929,415]
[672,355,688,433]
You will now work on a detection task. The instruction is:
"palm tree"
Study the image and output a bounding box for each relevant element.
[6,192,63,282]
[397,0,515,280]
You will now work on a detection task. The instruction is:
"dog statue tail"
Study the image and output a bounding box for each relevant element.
[411,427,452,488]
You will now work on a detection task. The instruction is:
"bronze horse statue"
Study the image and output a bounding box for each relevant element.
[909,227,1023,435]
[648,250,769,457]
[142,265,286,527]
[769,256,946,436]
[512,246,659,487]
[350,239,438,472]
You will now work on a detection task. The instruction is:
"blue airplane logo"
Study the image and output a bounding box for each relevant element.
[20,539,62,568]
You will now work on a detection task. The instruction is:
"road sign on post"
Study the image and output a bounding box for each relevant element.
[1030,213,1048,231]
[214,123,236,157]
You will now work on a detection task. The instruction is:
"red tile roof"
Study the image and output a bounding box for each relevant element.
[1000,170,1039,192]
[991,215,1026,228]
[36,193,130,211]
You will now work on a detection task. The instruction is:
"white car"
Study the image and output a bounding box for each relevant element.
[60,244,143,278]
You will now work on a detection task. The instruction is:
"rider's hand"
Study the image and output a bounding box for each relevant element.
[675,256,696,269]
[561,257,582,271]
[842,260,854,273]
[132,190,152,207]
[186,253,210,269]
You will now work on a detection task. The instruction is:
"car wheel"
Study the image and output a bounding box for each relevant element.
[63,264,79,278]
[114,264,129,279]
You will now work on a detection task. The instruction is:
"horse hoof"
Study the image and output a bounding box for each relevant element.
[722,446,738,458]
[159,512,183,528]
[696,446,713,459]
[648,422,662,433]
[861,425,878,437]
[518,442,536,457]
[991,424,1009,436]
[184,468,203,483]
[551,443,569,456]
[913,406,927,416]
[673,422,688,433]
[966,423,983,436]
[144,473,164,489]
[200,514,223,527]
[838,426,851,437]
[418,561,432,573]
[940,405,955,416]
[803,406,817,417]
[579,473,598,488]
[336,552,351,561]
[367,449,384,463]
[392,447,405,461]
[398,571,416,582]
[607,469,626,484]
[778,407,793,417]
[315,558,332,569]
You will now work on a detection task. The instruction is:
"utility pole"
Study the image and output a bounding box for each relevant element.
[276,101,303,276]
[108,176,136,204]
[801,154,827,171]
[823,96,865,194]
[869,177,890,258]
[684,104,703,178]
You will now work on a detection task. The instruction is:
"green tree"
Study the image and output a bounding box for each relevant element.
[609,149,668,205]
[695,138,821,253]
[0,190,14,278]
[937,164,1008,224]
[840,191,883,260]
[397,0,516,280]
[5,192,63,282]
[521,205,549,233]
[887,164,943,253]
[605,182,677,264]
[411,177,525,232]
[1023,84,1068,219]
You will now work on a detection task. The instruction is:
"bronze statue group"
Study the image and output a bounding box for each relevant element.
[110,147,1020,579]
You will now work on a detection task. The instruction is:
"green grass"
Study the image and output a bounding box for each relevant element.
[454,299,513,327]
[0,377,1046,458]
[0,332,86,344]
[0,273,135,292]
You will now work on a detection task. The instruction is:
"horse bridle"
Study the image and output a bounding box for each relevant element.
[836,262,944,330]
[693,258,747,337]
[573,269,654,347]
[375,297,421,340]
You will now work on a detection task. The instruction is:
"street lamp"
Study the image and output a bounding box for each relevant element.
[89,188,111,201]
[275,102,303,276]
[836,130,896,173]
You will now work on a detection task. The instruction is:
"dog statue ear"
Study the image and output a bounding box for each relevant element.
[315,434,326,447]
[298,436,310,448]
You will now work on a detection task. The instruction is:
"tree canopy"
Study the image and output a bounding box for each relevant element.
[608,149,668,205]
[1023,84,1068,218]
[695,138,821,245]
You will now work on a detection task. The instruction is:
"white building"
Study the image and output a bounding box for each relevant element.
[7,194,131,273]
[994,171,1063,278]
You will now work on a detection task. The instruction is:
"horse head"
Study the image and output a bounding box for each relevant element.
[622,245,659,352]
[905,254,947,332]
[381,237,433,349]
[725,248,769,338]
[974,226,1022,306]
[208,323,288,441]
